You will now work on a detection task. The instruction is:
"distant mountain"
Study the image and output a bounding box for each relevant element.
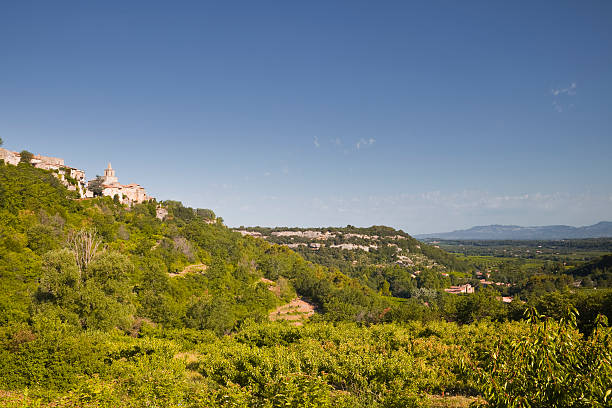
[416,222,612,240]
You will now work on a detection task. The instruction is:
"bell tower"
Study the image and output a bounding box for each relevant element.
[103,162,119,185]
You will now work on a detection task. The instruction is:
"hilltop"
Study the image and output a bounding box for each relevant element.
[235,226,472,298]
[0,146,151,205]
[416,222,612,240]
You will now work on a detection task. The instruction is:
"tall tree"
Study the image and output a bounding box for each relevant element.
[19,150,33,164]
[35,249,135,330]
[87,175,105,197]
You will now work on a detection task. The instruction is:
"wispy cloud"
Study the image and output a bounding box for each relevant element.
[313,136,320,148]
[551,82,577,113]
[551,83,576,96]
[356,138,376,150]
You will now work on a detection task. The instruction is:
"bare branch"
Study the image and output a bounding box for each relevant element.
[67,229,101,273]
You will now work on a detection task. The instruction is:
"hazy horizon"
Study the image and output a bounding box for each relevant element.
[3,1,611,234]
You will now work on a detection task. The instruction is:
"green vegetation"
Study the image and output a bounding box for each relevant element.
[463,308,612,407]
[0,163,416,332]
[19,150,33,164]
[569,254,612,288]
[0,163,610,407]
[429,238,612,264]
[87,175,105,197]
[241,226,471,300]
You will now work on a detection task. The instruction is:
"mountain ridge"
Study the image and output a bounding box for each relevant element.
[416,221,612,240]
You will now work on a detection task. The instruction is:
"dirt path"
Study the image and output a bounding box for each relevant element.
[269,297,315,326]
[168,263,207,278]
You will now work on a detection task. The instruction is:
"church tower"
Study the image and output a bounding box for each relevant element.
[103,162,119,185]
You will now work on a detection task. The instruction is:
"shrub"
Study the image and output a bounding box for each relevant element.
[463,307,612,407]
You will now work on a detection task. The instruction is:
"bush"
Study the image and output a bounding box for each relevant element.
[463,307,612,407]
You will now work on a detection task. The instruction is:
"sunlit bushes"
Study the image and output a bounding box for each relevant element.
[463,308,612,408]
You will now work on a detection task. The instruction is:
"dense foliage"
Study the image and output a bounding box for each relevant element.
[0,164,409,333]
[242,226,472,301]
[463,308,612,407]
[0,163,610,407]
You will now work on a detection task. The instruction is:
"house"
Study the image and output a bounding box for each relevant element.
[444,284,475,294]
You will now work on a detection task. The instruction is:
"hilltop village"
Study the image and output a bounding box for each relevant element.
[96,162,150,204]
[0,147,151,205]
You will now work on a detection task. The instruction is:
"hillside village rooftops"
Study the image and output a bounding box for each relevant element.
[97,163,151,204]
[1,147,88,196]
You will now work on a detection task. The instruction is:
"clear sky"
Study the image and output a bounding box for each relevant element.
[1,1,611,234]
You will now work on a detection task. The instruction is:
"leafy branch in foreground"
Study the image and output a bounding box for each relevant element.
[462,307,612,408]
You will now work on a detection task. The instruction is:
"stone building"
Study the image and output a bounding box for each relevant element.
[0,147,88,197]
[31,154,64,170]
[0,148,21,166]
[97,163,151,205]
[103,162,119,184]
[1,147,152,203]
[444,284,475,294]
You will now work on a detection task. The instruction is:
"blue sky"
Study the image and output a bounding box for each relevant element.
[1,1,611,234]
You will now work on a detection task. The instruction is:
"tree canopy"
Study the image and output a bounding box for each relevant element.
[87,175,105,196]
[19,150,33,164]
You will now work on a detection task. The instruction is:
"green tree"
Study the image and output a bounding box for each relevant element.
[455,287,506,324]
[379,280,391,296]
[80,251,135,330]
[38,249,81,301]
[87,175,105,197]
[185,297,235,334]
[137,260,173,325]
[35,249,135,331]
[19,150,33,164]
[196,208,216,220]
